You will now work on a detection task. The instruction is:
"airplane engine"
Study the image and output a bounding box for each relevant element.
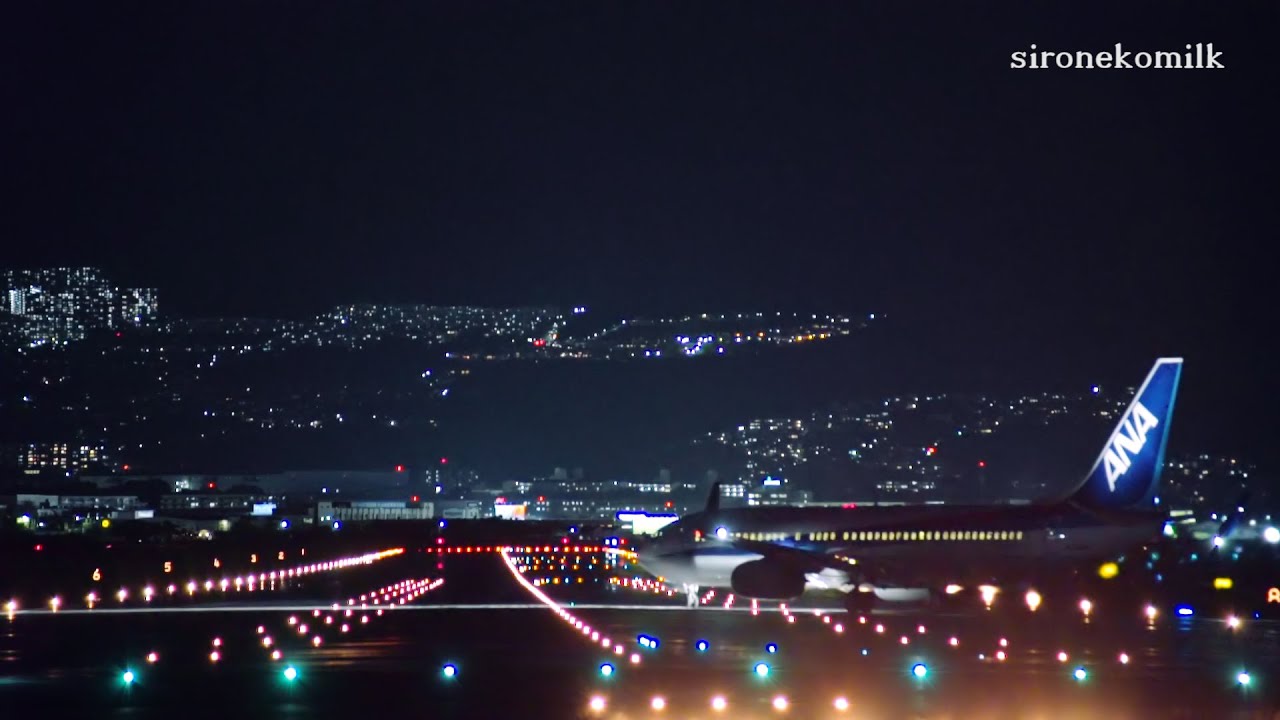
[730,560,805,600]
[872,587,931,602]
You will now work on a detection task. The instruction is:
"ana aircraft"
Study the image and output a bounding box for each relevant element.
[635,358,1183,609]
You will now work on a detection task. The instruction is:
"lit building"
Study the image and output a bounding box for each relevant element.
[18,442,109,475]
[120,288,159,325]
[2,267,119,345]
[316,500,434,522]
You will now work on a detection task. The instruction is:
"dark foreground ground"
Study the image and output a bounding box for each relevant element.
[3,548,1280,719]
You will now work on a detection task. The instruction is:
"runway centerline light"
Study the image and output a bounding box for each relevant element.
[911,663,928,679]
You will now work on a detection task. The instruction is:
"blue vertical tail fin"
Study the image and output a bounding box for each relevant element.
[1067,358,1182,510]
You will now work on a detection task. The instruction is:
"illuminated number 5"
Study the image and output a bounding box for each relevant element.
[164,562,173,574]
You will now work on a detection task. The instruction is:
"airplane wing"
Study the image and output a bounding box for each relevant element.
[724,537,899,584]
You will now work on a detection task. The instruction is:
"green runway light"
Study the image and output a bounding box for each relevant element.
[754,662,770,677]
[1237,671,1251,687]
[122,670,135,685]
[911,663,928,679]
[442,663,458,678]
[1073,666,1087,681]
[283,666,298,682]
[599,663,614,677]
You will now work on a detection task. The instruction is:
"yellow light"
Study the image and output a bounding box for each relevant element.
[1214,577,1234,590]
[101,519,111,529]
[1098,562,1119,579]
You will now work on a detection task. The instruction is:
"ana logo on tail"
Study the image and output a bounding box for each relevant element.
[1102,401,1159,492]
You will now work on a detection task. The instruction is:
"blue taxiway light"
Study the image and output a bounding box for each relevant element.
[695,640,709,652]
[1073,667,1088,681]
[765,643,778,654]
[1176,605,1194,617]
[441,664,458,678]
[599,663,614,677]
[911,663,928,679]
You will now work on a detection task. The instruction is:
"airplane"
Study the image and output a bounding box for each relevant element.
[635,358,1184,610]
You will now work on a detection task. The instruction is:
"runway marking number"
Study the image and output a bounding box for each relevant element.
[1268,587,1280,604]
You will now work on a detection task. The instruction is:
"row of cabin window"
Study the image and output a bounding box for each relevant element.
[727,530,1024,542]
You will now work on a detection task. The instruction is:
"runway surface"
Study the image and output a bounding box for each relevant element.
[3,548,1279,719]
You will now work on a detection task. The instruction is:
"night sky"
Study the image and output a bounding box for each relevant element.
[3,3,1275,454]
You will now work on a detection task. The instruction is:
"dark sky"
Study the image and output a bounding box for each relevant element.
[3,3,1276,450]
